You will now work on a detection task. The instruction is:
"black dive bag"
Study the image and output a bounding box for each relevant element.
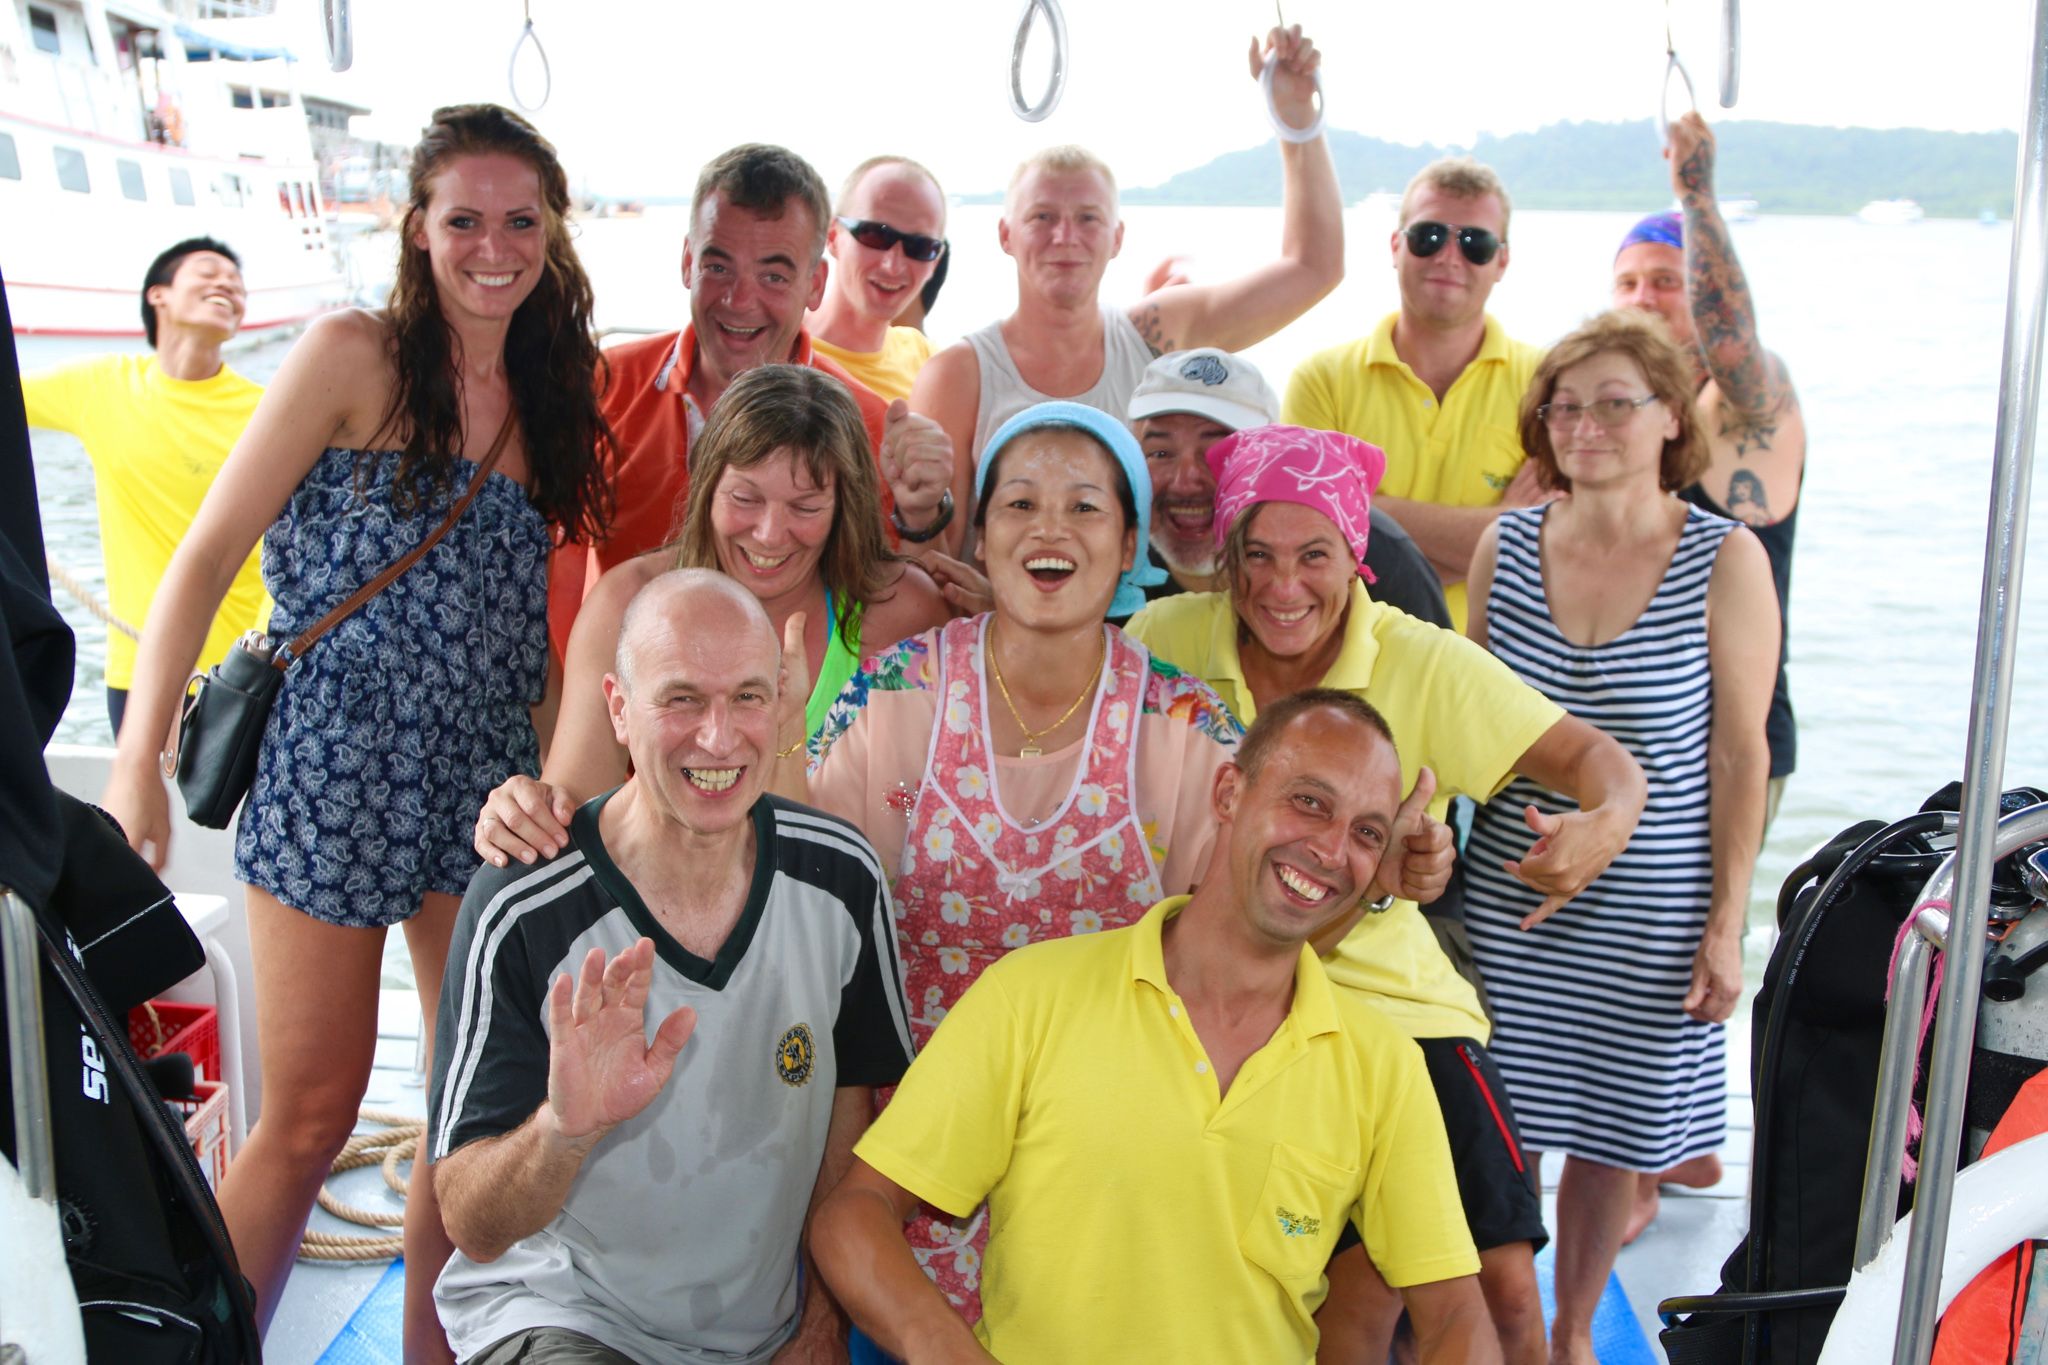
[3,793,261,1363]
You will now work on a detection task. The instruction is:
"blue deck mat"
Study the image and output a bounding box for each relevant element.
[1535,1242,1657,1364]
[318,1245,1657,1361]
[316,1257,406,1365]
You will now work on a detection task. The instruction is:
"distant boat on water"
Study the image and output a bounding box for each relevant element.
[1720,197,1759,223]
[1859,198,1927,225]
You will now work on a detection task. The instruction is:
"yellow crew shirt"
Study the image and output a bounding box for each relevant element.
[1282,312,1544,630]
[855,896,1477,1364]
[1124,581,1564,1040]
[810,325,934,403]
[23,354,267,689]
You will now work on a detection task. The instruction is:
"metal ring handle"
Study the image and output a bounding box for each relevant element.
[321,0,352,73]
[1659,49,1696,146]
[1008,0,1067,123]
[1260,58,1325,144]
[509,18,551,113]
[1719,0,1741,106]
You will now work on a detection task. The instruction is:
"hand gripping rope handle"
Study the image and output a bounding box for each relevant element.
[509,0,551,114]
[320,0,351,73]
[1009,0,1067,123]
[1261,55,1325,144]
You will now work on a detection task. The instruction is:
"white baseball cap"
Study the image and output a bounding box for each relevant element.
[1126,348,1280,432]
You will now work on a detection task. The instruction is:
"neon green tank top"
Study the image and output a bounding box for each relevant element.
[806,587,863,738]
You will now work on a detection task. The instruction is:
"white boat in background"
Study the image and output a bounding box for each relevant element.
[1859,196,1927,225]
[0,0,350,336]
[1720,196,1759,223]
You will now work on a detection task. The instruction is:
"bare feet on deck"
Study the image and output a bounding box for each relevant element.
[1623,1154,1725,1244]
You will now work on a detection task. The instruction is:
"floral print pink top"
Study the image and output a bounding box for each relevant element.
[808,614,1241,1320]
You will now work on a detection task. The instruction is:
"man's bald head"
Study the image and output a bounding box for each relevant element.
[614,569,779,696]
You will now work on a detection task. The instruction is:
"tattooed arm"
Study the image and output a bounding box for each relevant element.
[1126,26,1343,356]
[1668,113,1796,426]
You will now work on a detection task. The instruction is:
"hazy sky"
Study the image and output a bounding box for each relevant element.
[272,0,2036,199]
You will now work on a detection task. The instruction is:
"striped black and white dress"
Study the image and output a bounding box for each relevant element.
[1464,503,1735,1172]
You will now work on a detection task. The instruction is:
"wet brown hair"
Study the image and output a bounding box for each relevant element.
[379,103,612,540]
[1518,309,1707,494]
[670,365,897,651]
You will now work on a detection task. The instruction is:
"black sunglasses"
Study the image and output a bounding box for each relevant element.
[1403,220,1503,266]
[836,216,946,263]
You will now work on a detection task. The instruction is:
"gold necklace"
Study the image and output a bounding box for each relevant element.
[987,629,1105,759]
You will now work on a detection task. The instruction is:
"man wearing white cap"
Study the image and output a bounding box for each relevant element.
[1123,347,1449,627]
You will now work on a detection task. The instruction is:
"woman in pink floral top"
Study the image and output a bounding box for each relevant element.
[807,402,1241,1324]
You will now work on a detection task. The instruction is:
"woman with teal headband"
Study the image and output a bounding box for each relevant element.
[792,400,1240,1334]
[470,364,948,854]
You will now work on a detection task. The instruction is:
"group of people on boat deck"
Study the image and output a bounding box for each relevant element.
[18,19,1817,1363]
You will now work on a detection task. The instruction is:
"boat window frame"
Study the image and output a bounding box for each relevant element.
[0,133,19,182]
[27,6,60,56]
[116,158,146,202]
[169,166,195,205]
[53,145,89,194]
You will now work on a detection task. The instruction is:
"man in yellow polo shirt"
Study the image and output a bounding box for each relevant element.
[813,691,1498,1365]
[807,155,946,402]
[22,236,266,736]
[1283,156,1546,631]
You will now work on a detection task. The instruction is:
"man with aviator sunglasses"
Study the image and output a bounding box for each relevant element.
[1284,156,1548,633]
[809,156,949,404]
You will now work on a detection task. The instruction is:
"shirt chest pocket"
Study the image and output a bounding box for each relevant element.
[1238,1142,1359,1287]
[1467,422,1527,502]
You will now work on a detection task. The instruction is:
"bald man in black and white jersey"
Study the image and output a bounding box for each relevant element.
[429,570,914,1365]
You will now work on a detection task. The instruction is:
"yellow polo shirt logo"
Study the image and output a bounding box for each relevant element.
[1275,1207,1322,1239]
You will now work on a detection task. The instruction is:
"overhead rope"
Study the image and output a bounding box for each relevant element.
[320,0,351,73]
[297,1110,424,1262]
[508,0,551,114]
[1659,0,1697,145]
[1719,0,1741,107]
[1008,0,1067,123]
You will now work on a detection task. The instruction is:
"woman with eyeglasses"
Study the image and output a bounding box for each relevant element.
[471,363,950,865]
[1461,310,1778,1365]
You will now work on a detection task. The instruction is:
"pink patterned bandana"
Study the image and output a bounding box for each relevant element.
[1208,424,1389,581]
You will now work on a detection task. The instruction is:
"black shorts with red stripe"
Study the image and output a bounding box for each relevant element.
[1416,1036,1548,1254]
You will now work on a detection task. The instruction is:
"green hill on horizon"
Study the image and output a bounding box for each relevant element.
[962,120,2018,219]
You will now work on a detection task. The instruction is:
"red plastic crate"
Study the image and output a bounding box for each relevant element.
[175,1081,230,1189]
[129,1000,221,1086]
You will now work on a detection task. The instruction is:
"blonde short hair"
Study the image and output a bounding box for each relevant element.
[1004,145,1118,219]
[837,155,946,225]
[1399,155,1512,236]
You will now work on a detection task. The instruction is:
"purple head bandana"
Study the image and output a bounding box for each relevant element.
[1617,210,1684,259]
[1208,425,1388,584]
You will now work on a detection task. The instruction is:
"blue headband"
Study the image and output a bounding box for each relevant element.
[976,400,1168,618]
[1617,210,1684,259]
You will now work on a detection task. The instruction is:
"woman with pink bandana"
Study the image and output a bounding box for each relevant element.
[1125,424,1646,1364]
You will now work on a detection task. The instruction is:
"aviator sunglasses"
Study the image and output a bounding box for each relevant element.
[836,216,947,263]
[1402,220,1504,266]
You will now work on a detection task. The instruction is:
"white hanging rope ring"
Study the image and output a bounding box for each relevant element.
[320,0,351,73]
[1008,0,1067,123]
[1718,0,1741,107]
[1659,47,1695,146]
[1260,57,1324,144]
[508,15,551,113]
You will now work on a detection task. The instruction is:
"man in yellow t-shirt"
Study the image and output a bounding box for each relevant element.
[812,693,1498,1365]
[807,155,945,402]
[22,236,265,736]
[1282,156,1546,631]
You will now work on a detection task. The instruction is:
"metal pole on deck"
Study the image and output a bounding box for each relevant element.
[1891,2,2048,1358]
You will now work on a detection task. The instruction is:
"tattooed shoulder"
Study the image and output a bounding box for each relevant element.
[1129,303,1174,359]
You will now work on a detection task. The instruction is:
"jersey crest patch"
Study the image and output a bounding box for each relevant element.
[775,1023,816,1087]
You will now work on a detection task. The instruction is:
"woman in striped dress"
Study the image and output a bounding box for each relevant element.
[1463,310,1779,1365]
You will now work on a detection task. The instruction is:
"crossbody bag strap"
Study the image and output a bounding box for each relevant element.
[274,405,519,669]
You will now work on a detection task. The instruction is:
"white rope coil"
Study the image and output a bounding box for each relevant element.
[1008,0,1067,123]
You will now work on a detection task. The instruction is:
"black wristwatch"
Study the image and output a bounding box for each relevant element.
[891,489,955,543]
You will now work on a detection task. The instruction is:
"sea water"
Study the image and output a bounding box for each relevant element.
[22,203,2048,987]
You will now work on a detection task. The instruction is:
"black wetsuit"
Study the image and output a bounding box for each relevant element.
[1682,479,1798,779]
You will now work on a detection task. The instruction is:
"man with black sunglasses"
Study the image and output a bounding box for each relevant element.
[1284,156,1547,633]
[809,156,948,404]
[909,24,1343,559]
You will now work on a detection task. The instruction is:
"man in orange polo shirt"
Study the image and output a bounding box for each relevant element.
[550,144,953,654]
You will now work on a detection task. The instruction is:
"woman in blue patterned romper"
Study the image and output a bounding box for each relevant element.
[1461,311,1778,1365]
[103,106,612,1358]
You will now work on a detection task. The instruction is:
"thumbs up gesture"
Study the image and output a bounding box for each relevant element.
[879,399,954,530]
[1369,767,1451,906]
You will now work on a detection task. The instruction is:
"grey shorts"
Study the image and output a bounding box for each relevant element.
[471,1326,638,1365]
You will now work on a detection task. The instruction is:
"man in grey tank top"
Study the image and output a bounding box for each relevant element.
[908,25,1346,557]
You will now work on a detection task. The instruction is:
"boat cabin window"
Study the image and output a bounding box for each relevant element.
[169,167,194,205]
[28,6,60,55]
[259,89,289,108]
[230,86,254,110]
[53,146,88,194]
[117,159,145,201]
[214,173,245,207]
[0,134,19,181]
